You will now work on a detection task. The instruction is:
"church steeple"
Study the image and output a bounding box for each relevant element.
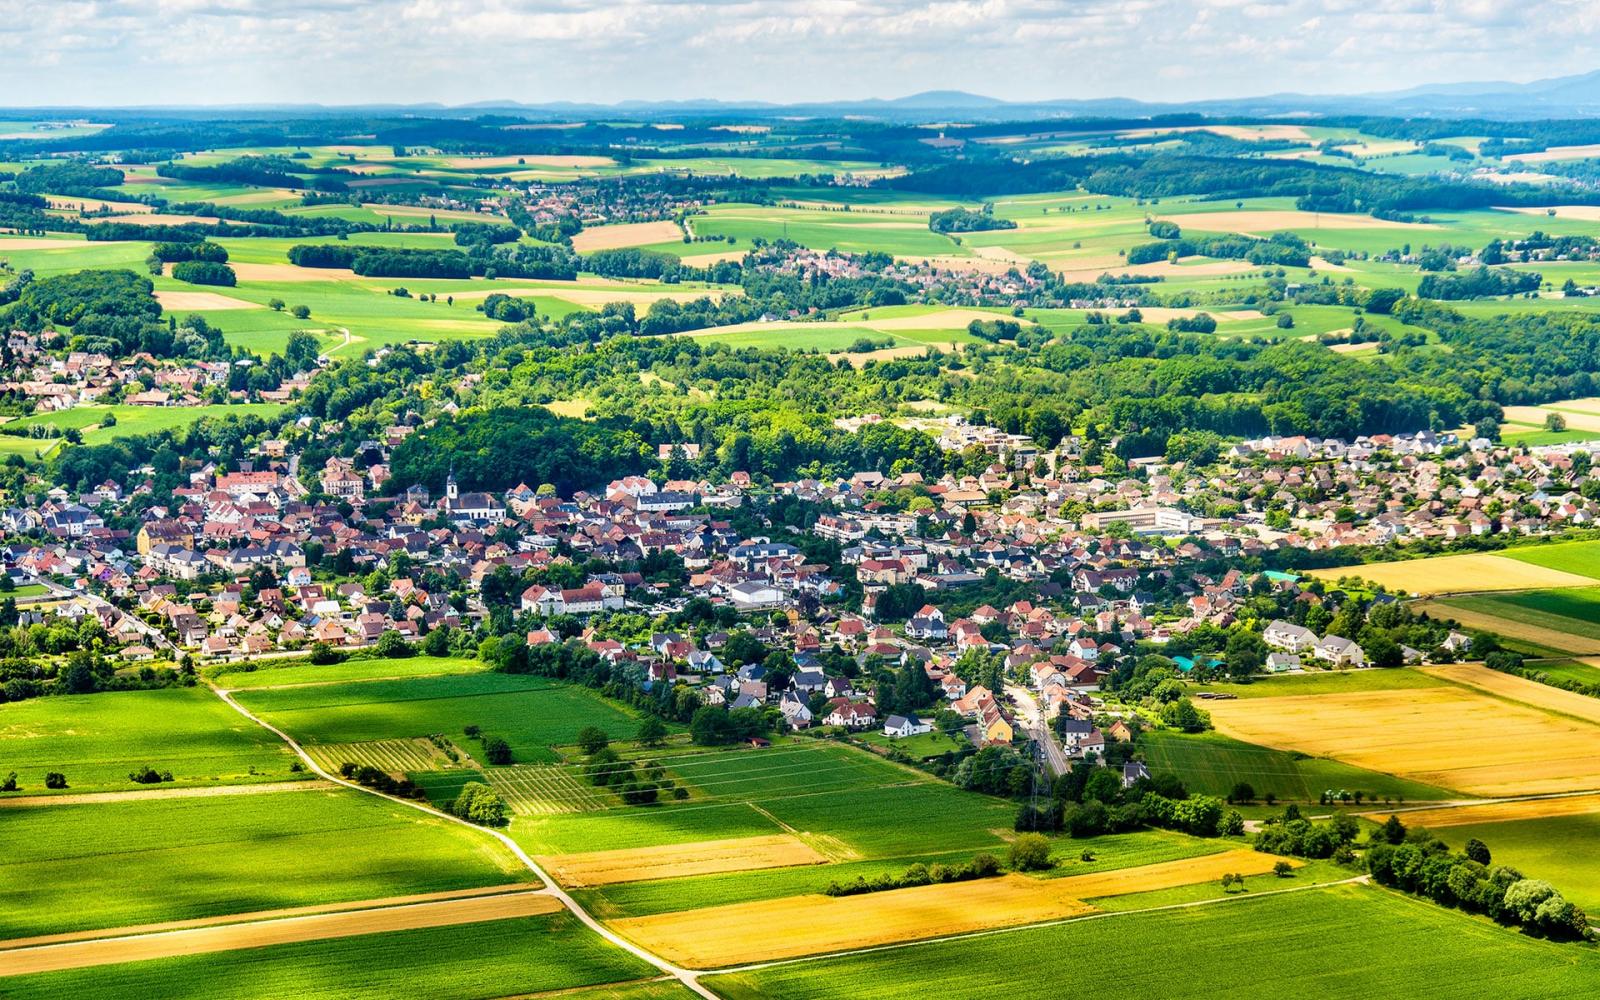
[445,467,458,502]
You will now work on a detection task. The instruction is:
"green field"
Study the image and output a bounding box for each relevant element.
[0,687,300,795]
[512,741,1014,858]
[1191,668,1446,700]
[6,403,286,448]
[1500,541,1600,581]
[0,912,653,1000]
[706,882,1600,998]
[211,655,486,690]
[1140,730,1455,802]
[0,788,532,938]
[1439,813,1600,913]
[1524,658,1600,687]
[235,673,644,764]
[1435,587,1600,643]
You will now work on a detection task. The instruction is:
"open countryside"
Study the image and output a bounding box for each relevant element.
[7,8,1600,1000]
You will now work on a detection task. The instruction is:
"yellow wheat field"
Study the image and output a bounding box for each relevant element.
[610,849,1285,968]
[1426,663,1600,725]
[1364,793,1600,829]
[1204,686,1600,797]
[539,835,828,888]
[1306,552,1596,595]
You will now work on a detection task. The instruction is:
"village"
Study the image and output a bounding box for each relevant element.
[0,394,1587,772]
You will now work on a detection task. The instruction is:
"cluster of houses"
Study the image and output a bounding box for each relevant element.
[0,340,307,412]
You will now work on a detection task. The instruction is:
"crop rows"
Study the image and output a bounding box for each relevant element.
[304,738,451,775]
[486,765,610,815]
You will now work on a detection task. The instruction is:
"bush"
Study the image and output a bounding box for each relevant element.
[1273,860,1295,877]
[308,642,343,665]
[128,765,174,784]
[1,770,16,791]
[1009,833,1053,871]
[374,630,411,658]
[44,771,66,789]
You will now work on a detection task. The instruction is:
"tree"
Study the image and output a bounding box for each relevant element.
[1463,837,1491,865]
[290,304,311,320]
[637,716,668,748]
[1381,814,1407,845]
[1224,631,1267,681]
[1273,860,1294,877]
[375,630,411,658]
[576,726,610,756]
[1228,781,1256,804]
[1545,412,1567,432]
[44,771,66,789]
[451,781,508,825]
[422,626,451,657]
[1,771,16,791]
[1009,833,1053,871]
[480,735,512,765]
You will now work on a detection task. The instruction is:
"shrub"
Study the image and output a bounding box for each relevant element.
[44,771,66,789]
[128,765,174,784]
[576,726,610,756]
[1009,833,1053,872]
[1,770,16,791]
[480,735,512,765]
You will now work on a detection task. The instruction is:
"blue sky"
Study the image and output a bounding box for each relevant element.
[0,0,1589,107]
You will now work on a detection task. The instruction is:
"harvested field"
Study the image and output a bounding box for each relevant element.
[153,291,260,311]
[302,738,465,775]
[1425,662,1600,725]
[1114,306,1261,324]
[45,196,149,214]
[1057,259,1257,283]
[541,834,829,887]
[610,849,1283,968]
[1503,405,1600,433]
[867,307,1009,330]
[486,764,611,816]
[1363,793,1600,829]
[679,250,746,266]
[446,154,614,169]
[1504,144,1600,164]
[572,221,683,252]
[0,238,107,250]
[231,262,357,282]
[1159,210,1437,233]
[1500,204,1600,220]
[87,213,222,226]
[544,287,735,308]
[1203,686,1600,796]
[1413,599,1600,654]
[0,889,559,977]
[1307,552,1597,595]
[897,254,1014,275]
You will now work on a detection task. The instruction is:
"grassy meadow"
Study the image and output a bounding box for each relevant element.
[0,687,300,795]
[705,882,1600,998]
[0,912,654,1000]
[1139,730,1454,803]
[234,673,645,764]
[0,788,533,938]
[210,654,487,690]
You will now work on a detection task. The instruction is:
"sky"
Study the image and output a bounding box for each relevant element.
[0,0,1596,107]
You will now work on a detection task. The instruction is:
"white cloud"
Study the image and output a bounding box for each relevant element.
[0,0,1593,105]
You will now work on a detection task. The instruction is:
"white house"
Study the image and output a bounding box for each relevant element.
[1314,634,1366,667]
[883,714,931,738]
[1263,620,1317,653]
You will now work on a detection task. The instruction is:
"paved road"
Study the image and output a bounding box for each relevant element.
[1005,683,1070,778]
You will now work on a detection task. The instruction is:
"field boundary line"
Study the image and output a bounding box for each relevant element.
[0,883,542,952]
[208,685,720,1000]
[0,779,331,809]
[698,875,1370,977]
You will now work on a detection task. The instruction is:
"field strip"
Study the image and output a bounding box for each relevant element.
[701,875,1368,977]
[0,891,561,977]
[540,835,829,888]
[1359,792,1600,829]
[609,849,1289,968]
[208,687,722,1000]
[0,779,330,808]
[0,883,540,951]
[1423,663,1600,725]
[1412,600,1600,654]
[1205,685,1600,797]
[1309,553,1597,596]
